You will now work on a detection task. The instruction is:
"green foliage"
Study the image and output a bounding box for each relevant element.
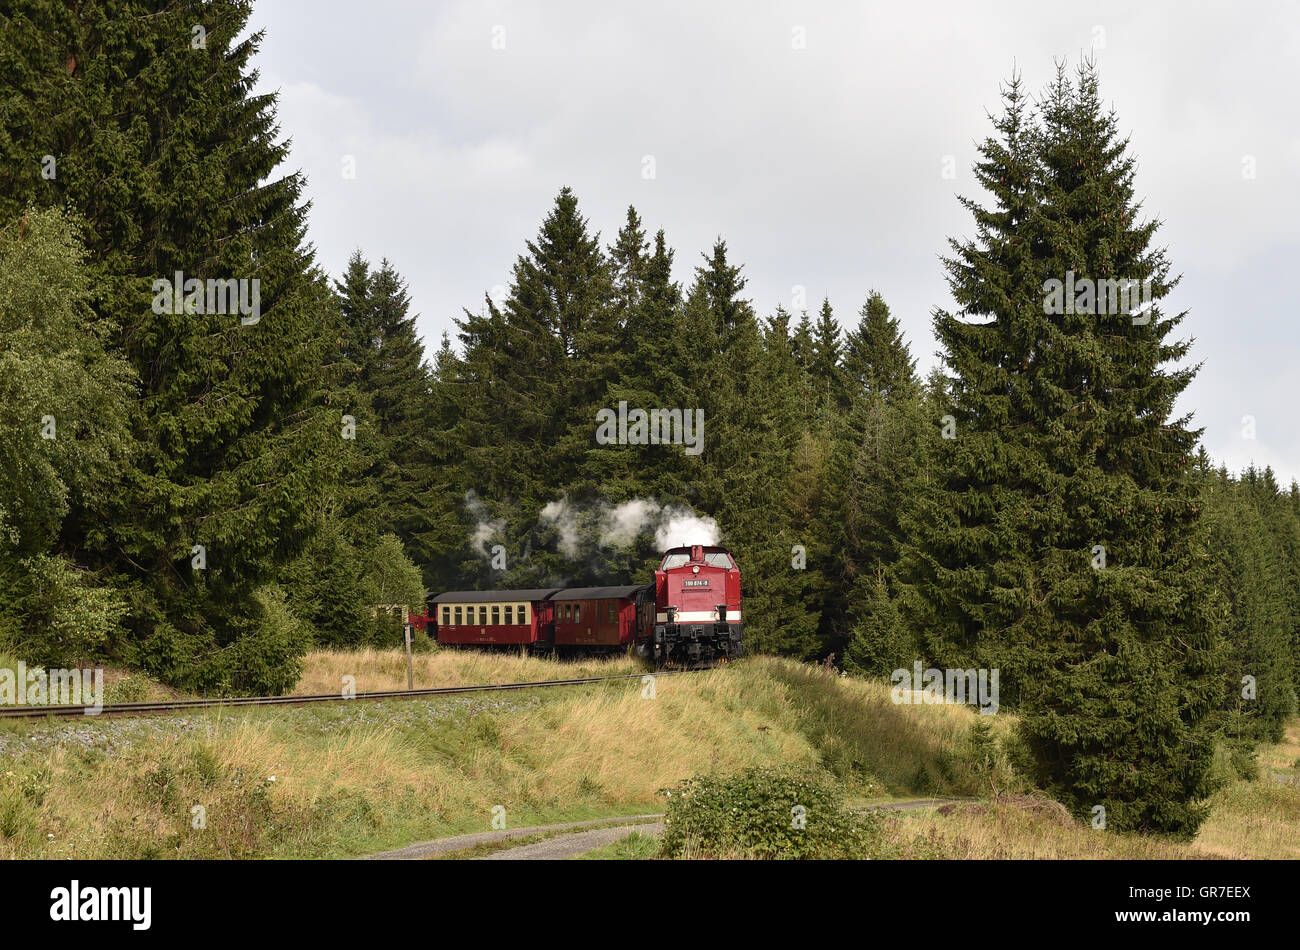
[0,766,50,846]
[1,1,343,691]
[0,208,133,666]
[1198,461,1298,746]
[2,554,127,666]
[658,768,886,859]
[0,210,134,560]
[0,6,1293,844]
[144,585,308,696]
[896,63,1222,836]
[362,534,426,611]
[843,572,913,676]
[104,672,152,704]
[281,515,424,649]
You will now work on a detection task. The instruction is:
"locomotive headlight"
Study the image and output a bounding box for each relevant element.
[692,566,699,574]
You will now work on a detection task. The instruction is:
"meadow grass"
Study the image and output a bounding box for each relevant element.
[292,647,643,696]
[0,650,1294,859]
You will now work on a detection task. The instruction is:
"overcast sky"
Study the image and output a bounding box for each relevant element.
[248,0,1300,482]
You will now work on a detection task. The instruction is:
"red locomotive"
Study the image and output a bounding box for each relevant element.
[426,545,743,667]
[651,544,743,666]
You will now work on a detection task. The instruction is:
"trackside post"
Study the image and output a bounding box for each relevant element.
[403,622,415,690]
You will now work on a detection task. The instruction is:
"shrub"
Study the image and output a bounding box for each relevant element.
[659,768,887,859]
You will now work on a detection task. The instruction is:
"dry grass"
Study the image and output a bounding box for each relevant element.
[1,655,997,858]
[0,653,181,705]
[1,650,1295,860]
[882,720,1300,859]
[292,647,643,696]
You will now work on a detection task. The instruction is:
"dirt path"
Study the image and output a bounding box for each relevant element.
[477,822,663,860]
[863,797,971,812]
[364,814,663,860]
[473,796,972,860]
[367,796,973,861]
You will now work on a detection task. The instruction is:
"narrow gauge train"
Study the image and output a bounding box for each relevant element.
[428,544,743,666]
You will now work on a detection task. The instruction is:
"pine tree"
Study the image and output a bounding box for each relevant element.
[766,308,829,658]
[823,291,924,659]
[1199,465,1295,752]
[810,298,845,412]
[453,188,612,580]
[356,258,445,571]
[677,241,817,655]
[896,65,1221,835]
[842,291,919,400]
[0,1,345,692]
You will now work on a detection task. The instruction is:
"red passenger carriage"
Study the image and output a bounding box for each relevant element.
[430,589,560,646]
[552,585,654,648]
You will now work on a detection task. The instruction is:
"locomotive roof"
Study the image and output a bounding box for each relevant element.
[552,584,651,600]
[431,588,563,603]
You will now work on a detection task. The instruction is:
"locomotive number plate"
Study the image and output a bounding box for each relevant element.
[682,579,710,587]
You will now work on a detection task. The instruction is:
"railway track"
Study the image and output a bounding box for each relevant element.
[0,669,695,721]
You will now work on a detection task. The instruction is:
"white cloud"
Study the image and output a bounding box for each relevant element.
[248,0,1300,480]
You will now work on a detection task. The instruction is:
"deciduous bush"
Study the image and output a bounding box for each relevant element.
[659,768,885,859]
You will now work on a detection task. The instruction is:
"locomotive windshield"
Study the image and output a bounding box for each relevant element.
[661,551,733,569]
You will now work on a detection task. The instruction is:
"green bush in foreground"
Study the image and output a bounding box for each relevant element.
[659,768,885,859]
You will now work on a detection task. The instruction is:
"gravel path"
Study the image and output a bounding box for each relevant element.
[369,797,974,860]
[364,814,663,860]
[477,822,663,860]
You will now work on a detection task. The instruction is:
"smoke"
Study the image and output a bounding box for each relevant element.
[654,505,721,549]
[599,498,661,548]
[466,492,721,573]
[464,490,505,558]
[540,498,582,559]
[590,497,720,552]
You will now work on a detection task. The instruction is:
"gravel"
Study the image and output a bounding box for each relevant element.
[0,691,549,760]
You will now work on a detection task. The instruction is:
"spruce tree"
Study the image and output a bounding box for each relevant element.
[896,65,1221,835]
[1199,465,1294,752]
[824,291,924,661]
[842,291,919,400]
[453,188,611,580]
[810,297,846,412]
[0,1,345,692]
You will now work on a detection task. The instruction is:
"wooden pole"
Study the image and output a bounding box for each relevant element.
[404,622,414,690]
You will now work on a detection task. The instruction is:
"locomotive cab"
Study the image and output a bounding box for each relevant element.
[651,544,743,666]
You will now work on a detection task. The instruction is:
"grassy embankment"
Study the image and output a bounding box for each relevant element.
[1,650,1296,859]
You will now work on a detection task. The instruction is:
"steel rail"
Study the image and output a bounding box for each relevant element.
[0,669,699,720]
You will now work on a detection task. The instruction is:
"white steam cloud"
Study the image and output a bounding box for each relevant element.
[654,506,721,549]
[471,493,722,564]
[464,490,505,559]
[540,497,582,559]
[599,498,661,548]
[595,498,720,551]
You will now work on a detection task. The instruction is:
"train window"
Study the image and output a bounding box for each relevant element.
[705,552,733,568]
[608,604,616,622]
[519,604,528,624]
[441,607,450,625]
[575,604,581,623]
[503,605,512,624]
[479,606,487,624]
[564,604,572,621]
[661,553,689,569]
[454,606,462,624]
[491,605,500,624]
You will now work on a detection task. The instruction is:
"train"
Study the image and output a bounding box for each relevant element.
[425,544,743,667]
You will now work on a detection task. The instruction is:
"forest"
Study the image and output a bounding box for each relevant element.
[1,2,1296,835]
